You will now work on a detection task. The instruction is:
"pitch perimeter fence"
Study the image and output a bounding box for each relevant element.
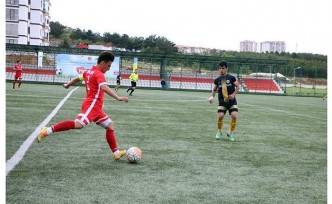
[5,47,327,97]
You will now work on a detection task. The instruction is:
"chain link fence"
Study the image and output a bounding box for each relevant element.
[6,50,327,97]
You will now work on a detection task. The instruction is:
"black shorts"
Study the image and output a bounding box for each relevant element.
[131,81,137,87]
[116,80,120,85]
[217,101,238,115]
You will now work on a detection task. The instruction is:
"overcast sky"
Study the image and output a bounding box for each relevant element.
[1,0,330,191]
[51,0,330,55]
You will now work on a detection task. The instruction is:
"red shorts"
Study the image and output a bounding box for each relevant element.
[14,74,22,80]
[75,103,111,127]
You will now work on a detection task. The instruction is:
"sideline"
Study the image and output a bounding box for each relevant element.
[6,87,79,176]
[240,101,327,121]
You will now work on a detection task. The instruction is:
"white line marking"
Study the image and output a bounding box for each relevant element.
[6,87,79,176]
[240,101,327,121]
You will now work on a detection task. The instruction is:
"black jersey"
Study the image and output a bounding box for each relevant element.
[116,75,121,84]
[214,74,237,103]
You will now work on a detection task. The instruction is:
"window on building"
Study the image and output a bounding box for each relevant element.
[6,8,19,21]
[6,0,19,5]
[6,39,18,44]
[6,24,18,36]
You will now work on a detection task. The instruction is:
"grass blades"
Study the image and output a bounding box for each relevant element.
[6,83,327,203]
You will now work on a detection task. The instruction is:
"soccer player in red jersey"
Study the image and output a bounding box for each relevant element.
[13,60,23,89]
[37,51,129,160]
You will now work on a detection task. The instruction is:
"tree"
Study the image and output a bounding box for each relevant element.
[70,28,84,40]
[50,21,65,38]
[142,35,178,54]
[109,33,122,47]
[118,34,131,49]
[103,32,112,43]
[58,38,71,48]
[131,37,144,51]
[86,29,98,43]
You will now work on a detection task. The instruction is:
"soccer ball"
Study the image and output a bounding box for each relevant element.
[126,147,142,163]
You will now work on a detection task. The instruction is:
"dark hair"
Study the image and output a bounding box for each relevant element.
[218,60,228,68]
[97,51,115,64]
[16,60,21,63]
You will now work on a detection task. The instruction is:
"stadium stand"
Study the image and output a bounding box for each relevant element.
[6,64,284,93]
[241,77,284,94]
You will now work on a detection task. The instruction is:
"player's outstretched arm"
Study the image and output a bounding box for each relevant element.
[63,77,81,89]
[101,84,129,102]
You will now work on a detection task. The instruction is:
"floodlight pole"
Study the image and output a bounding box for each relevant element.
[293,67,301,87]
[299,68,302,95]
[268,66,272,79]
[268,66,272,94]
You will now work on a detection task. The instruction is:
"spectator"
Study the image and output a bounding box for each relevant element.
[161,78,166,90]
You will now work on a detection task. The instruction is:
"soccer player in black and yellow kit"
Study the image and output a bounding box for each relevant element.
[209,60,240,141]
[115,74,121,92]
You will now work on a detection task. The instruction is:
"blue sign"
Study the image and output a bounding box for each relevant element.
[56,54,120,78]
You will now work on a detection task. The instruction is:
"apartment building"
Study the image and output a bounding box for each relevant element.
[260,41,286,53]
[240,40,258,52]
[6,0,51,46]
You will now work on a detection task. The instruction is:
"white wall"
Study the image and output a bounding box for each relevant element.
[6,0,50,46]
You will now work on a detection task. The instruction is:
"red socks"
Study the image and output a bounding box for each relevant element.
[106,129,118,152]
[51,120,75,132]
[51,121,118,153]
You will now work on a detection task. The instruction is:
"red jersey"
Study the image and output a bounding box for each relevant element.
[81,66,108,110]
[14,63,22,78]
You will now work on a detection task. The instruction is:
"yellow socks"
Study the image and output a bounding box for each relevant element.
[229,118,237,132]
[217,118,223,131]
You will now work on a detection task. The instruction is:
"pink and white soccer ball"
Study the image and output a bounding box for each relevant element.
[126,147,142,163]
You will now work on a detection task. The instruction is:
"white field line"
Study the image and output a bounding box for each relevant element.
[5,92,325,176]
[119,96,326,121]
[139,96,327,121]
[6,87,79,176]
[240,101,327,121]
